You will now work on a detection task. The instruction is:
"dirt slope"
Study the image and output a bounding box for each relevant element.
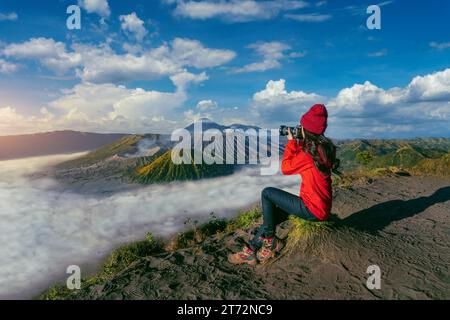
[68,176,450,300]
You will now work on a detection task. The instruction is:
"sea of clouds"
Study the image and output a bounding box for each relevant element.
[0,153,300,299]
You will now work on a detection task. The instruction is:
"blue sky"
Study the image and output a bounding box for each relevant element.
[0,0,449,138]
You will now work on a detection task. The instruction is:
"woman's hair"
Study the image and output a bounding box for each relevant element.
[301,129,341,175]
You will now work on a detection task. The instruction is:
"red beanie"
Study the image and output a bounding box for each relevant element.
[300,104,328,135]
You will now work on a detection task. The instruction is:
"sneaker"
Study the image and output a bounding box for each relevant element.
[228,246,257,266]
[256,237,283,264]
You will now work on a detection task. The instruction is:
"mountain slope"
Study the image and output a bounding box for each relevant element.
[411,153,450,178]
[56,135,145,169]
[0,131,128,161]
[56,133,172,169]
[336,138,450,171]
[128,150,235,184]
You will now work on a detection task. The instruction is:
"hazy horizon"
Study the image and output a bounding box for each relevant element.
[1,127,450,140]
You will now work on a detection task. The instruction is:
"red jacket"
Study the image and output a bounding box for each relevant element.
[281,140,332,221]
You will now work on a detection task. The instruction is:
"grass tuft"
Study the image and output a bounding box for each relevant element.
[100,233,163,278]
[225,207,262,233]
[283,215,336,256]
[166,213,229,251]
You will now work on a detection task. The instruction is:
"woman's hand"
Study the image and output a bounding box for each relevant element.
[287,127,294,141]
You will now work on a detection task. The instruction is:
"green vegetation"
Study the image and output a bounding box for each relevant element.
[225,207,262,232]
[283,216,336,256]
[333,166,411,188]
[166,208,262,251]
[57,135,144,168]
[334,138,450,183]
[356,151,374,165]
[100,233,163,278]
[336,138,450,172]
[129,149,235,184]
[410,153,450,178]
[166,213,228,251]
[371,146,426,168]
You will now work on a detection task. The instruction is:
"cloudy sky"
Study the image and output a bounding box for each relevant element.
[0,0,449,138]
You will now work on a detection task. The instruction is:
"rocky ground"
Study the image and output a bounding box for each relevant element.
[65,175,450,300]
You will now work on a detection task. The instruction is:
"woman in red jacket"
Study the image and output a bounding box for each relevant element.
[229,104,340,265]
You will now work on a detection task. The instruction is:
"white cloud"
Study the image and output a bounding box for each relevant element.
[184,109,210,123]
[251,79,324,122]
[119,12,148,42]
[329,70,450,116]
[329,81,401,116]
[231,41,305,74]
[170,70,209,91]
[2,37,235,84]
[20,69,203,135]
[367,49,388,57]
[231,60,281,74]
[47,82,192,133]
[183,100,251,126]
[2,67,449,138]
[0,106,54,135]
[429,41,450,51]
[253,79,323,106]
[249,41,292,60]
[0,12,18,21]
[2,38,82,74]
[170,38,236,69]
[183,99,219,121]
[0,35,236,135]
[168,0,309,22]
[196,100,218,111]
[78,0,110,18]
[0,107,27,132]
[0,79,195,135]
[74,43,181,83]
[249,69,450,137]
[405,68,450,102]
[285,13,331,22]
[0,59,19,74]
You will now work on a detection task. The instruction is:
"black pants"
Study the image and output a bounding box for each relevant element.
[249,187,319,250]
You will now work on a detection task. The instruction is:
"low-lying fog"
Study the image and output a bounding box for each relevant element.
[0,153,300,299]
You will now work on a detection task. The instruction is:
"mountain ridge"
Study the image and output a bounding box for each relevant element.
[0,130,128,161]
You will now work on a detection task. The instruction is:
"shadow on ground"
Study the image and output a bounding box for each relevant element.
[341,186,450,233]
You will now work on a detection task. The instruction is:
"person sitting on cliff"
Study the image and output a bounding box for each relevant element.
[228,104,340,265]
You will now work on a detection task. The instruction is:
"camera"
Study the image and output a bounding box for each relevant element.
[279,125,303,139]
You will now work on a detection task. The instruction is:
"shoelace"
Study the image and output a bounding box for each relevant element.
[239,247,254,258]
